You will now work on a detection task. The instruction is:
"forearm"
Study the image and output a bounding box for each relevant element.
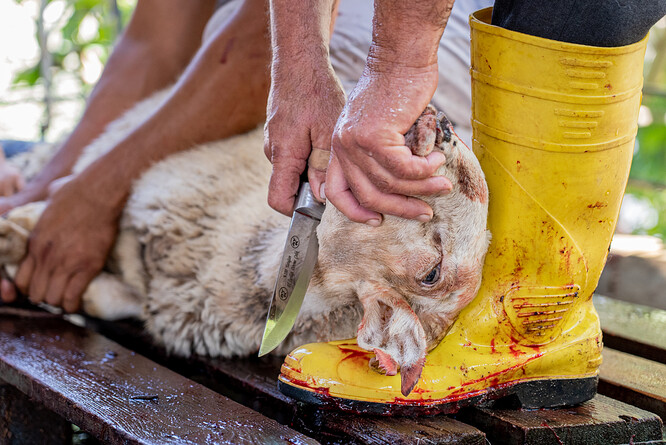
[26,0,215,199]
[369,0,455,69]
[270,0,338,66]
[74,0,271,216]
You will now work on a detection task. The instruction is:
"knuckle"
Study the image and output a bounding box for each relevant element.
[367,172,392,192]
[267,195,289,215]
[357,194,379,211]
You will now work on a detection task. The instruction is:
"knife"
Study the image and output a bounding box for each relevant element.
[258,180,325,357]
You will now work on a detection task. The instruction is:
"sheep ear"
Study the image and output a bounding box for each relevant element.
[401,355,426,396]
[356,283,429,396]
[404,106,438,157]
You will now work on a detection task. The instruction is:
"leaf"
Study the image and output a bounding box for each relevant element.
[11,64,41,86]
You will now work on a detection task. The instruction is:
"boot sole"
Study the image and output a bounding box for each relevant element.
[278,376,598,416]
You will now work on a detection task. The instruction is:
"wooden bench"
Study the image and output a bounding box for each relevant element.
[0,294,664,444]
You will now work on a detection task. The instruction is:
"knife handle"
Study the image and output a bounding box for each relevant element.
[294,182,325,220]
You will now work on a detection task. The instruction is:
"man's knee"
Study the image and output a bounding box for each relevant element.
[492,0,666,47]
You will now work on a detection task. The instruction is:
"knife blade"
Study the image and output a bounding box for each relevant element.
[258,182,325,357]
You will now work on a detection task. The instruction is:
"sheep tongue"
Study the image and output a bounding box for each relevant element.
[372,348,398,376]
[371,348,425,396]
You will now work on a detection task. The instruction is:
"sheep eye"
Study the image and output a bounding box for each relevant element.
[421,264,441,287]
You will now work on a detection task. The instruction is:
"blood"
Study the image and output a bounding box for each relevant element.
[219,38,235,64]
[490,338,497,353]
[509,344,525,358]
[541,421,564,445]
[448,353,544,395]
[337,345,371,363]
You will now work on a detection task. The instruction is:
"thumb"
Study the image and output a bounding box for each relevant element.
[267,158,306,216]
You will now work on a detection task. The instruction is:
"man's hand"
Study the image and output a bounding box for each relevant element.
[264,62,345,215]
[265,0,342,215]
[10,176,118,312]
[324,0,456,224]
[326,64,451,225]
[0,162,25,197]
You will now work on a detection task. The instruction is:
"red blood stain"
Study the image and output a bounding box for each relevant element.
[541,421,564,445]
[448,353,544,395]
[509,344,525,358]
[219,38,235,64]
[337,345,371,364]
[490,338,497,353]
[457,162,488,204]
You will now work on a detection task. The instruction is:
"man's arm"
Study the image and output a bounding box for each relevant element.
[0,0,216,213]
[4,0,272,311]
[264,0,346,215]
[325,0,456,224]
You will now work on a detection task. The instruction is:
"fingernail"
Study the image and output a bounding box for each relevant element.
[319,183,326,201]
[366,218,381,227]
[417,213,432,222]
[435,178,453,195]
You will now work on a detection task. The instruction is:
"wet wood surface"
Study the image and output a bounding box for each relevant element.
[85,315,487,445]
[599,347,666,421]
[2,301,664,445]
[0,307,317,445]
[1,381,71,445]
[594,295,666,364]
[458,394,664,445]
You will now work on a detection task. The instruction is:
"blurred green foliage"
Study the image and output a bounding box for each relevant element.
[630,94,666,238]
[12,0,136,93]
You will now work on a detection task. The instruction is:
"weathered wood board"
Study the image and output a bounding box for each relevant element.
[458,395,663,445]
[594,294,666,364]
[0,307,317,445]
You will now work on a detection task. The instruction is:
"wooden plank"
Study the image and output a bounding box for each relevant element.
[594,294,666,364]
[0,307,318,445]
[458,394,664,445]
[1,381,71,445]
[295,411,486,445]
[84,316,487,445]
[599,347,666,421]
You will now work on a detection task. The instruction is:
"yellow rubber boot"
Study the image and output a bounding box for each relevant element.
[278,7,648,414]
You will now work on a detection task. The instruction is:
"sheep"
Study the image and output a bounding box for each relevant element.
[0,92,489,395]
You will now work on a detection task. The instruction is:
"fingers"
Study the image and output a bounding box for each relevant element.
[15,174,25,192]
[362,143,447,181]
[266,154,305,216]
[63,271,90,313]
[43,270,68,308]
[265,129,332,213]
[308,167,327,202]
[326,144,451,222]
[14,253,35,296]
[326,157,382,224]
[1,180,13,197]
[0,169,26,197]
[307,146,331,202]
[0,278,16,303]
[14,252,89,312]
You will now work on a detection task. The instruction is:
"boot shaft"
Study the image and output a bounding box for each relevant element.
[468,7,647,346]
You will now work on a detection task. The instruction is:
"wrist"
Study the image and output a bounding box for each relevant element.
[73,157,132,216]
[270,0,333,60]
[368,0,453,69]
[368,26,441,70]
